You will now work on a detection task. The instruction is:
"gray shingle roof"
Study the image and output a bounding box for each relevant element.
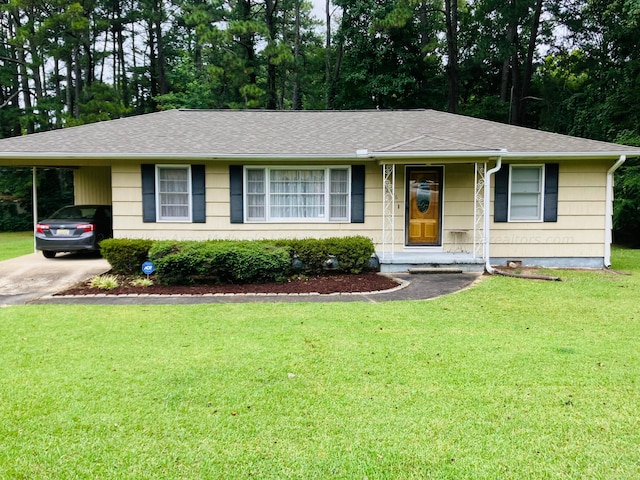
[0,109,638,160]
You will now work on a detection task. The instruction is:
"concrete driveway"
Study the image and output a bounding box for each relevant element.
[0,252,110,306]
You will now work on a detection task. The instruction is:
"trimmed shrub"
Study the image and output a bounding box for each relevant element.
[149,240,292,285]
[322,236,376,273]
[275,236,376,274]
[100,238,153,275]
[101,236,377,285]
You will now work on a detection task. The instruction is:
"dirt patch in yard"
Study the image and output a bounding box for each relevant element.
[56,272,402,296]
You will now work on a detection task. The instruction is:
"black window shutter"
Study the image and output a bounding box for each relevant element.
[543,163,559,222]
[229,165,244,224]
[141,164,156,223]
[351,165,365,223]
[494,164,509,223]
[192,165,206,223]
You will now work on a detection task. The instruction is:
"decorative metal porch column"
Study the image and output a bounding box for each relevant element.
[473,162,487,260]
[381,163,396,262]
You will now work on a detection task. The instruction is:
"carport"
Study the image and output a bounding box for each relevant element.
[1,163,112,252]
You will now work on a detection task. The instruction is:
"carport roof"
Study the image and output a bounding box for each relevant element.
[0,109,638,161]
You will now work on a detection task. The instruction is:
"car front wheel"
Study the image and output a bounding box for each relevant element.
[42,250,56,259]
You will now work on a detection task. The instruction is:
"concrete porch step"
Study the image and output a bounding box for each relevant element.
[408,267,464,274]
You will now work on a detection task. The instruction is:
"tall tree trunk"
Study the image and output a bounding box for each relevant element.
[11,11,34,133]
[73,45,82,118]
[265,0,278,109]
[325,0,332,109]
[237,0,258,93]
[116,5,129,107]
[54,56,63,127]
[130,17,140,108]
[500,16,517,103]
[28,16,44,105]
[65,57,73,117]
[509,44,521,125]
[16,52,33,133]
[326,2,344,110]
[291,0,302,110]
[519,0,544,125]
[2,18,23,136]
[444,0,459,113]
[84,39,94,86]
[153,0,168,95]
[148,19,158,99]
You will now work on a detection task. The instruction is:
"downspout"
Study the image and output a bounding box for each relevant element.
[604,155,626,268]
[484,157,503,274]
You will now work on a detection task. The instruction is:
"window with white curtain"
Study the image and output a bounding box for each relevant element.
[509,165,544,221]
[157,166,191,221]
[245,167,350,222]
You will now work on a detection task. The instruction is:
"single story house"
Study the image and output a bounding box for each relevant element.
[1,109,639,272]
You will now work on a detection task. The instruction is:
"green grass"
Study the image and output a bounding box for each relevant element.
[0,251,639,478]
[0,231,33,261]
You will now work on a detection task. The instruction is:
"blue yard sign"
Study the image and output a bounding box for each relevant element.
[141,261,155,276]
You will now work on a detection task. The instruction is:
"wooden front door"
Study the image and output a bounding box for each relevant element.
[406,167,442,246]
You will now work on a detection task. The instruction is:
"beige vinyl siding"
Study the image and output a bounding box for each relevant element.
[111,162,386,242]
[387,161,609,258]
[74,167,112,204]
[490,160,608,258]
[442,165,475,253]
[111,159,609,260]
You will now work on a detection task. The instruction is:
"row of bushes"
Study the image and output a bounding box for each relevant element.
[100,236,378,285]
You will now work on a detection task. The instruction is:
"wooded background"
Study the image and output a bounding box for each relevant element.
[1,0,639,243]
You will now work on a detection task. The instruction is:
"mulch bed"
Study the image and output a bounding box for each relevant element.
[56,272,401,296]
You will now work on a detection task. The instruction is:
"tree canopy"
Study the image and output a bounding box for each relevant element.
[1,0,640,240]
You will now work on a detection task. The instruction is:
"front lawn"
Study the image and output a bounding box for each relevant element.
[0,231,33,261]
[0,250,638,478]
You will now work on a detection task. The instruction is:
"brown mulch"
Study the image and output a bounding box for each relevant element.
[56,272,402,296]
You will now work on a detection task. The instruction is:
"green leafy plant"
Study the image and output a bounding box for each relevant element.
[129,277,154,287]
[89,274,120,290]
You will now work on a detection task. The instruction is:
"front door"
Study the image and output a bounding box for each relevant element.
[406,167,442,246]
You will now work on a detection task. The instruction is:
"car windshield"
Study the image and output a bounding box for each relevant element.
[52,206,98,220]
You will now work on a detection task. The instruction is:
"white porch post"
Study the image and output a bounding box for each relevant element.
[381,163,396,262]
[605,155,626,267]
[473,162,487,260]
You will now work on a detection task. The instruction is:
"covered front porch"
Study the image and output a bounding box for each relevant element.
[375,160,494,273]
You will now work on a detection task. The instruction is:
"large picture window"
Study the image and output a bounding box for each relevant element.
[245,167,351,222]
[157,166,192,221]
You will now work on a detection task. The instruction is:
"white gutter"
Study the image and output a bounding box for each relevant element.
[604,155,626,268]
[369,151,637,162]
[483,157,503,274]
[1,149,636,163]
[0,152,367,162]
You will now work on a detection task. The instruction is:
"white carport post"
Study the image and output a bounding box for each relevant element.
[381,163,396,262]
[32,166,38,253]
